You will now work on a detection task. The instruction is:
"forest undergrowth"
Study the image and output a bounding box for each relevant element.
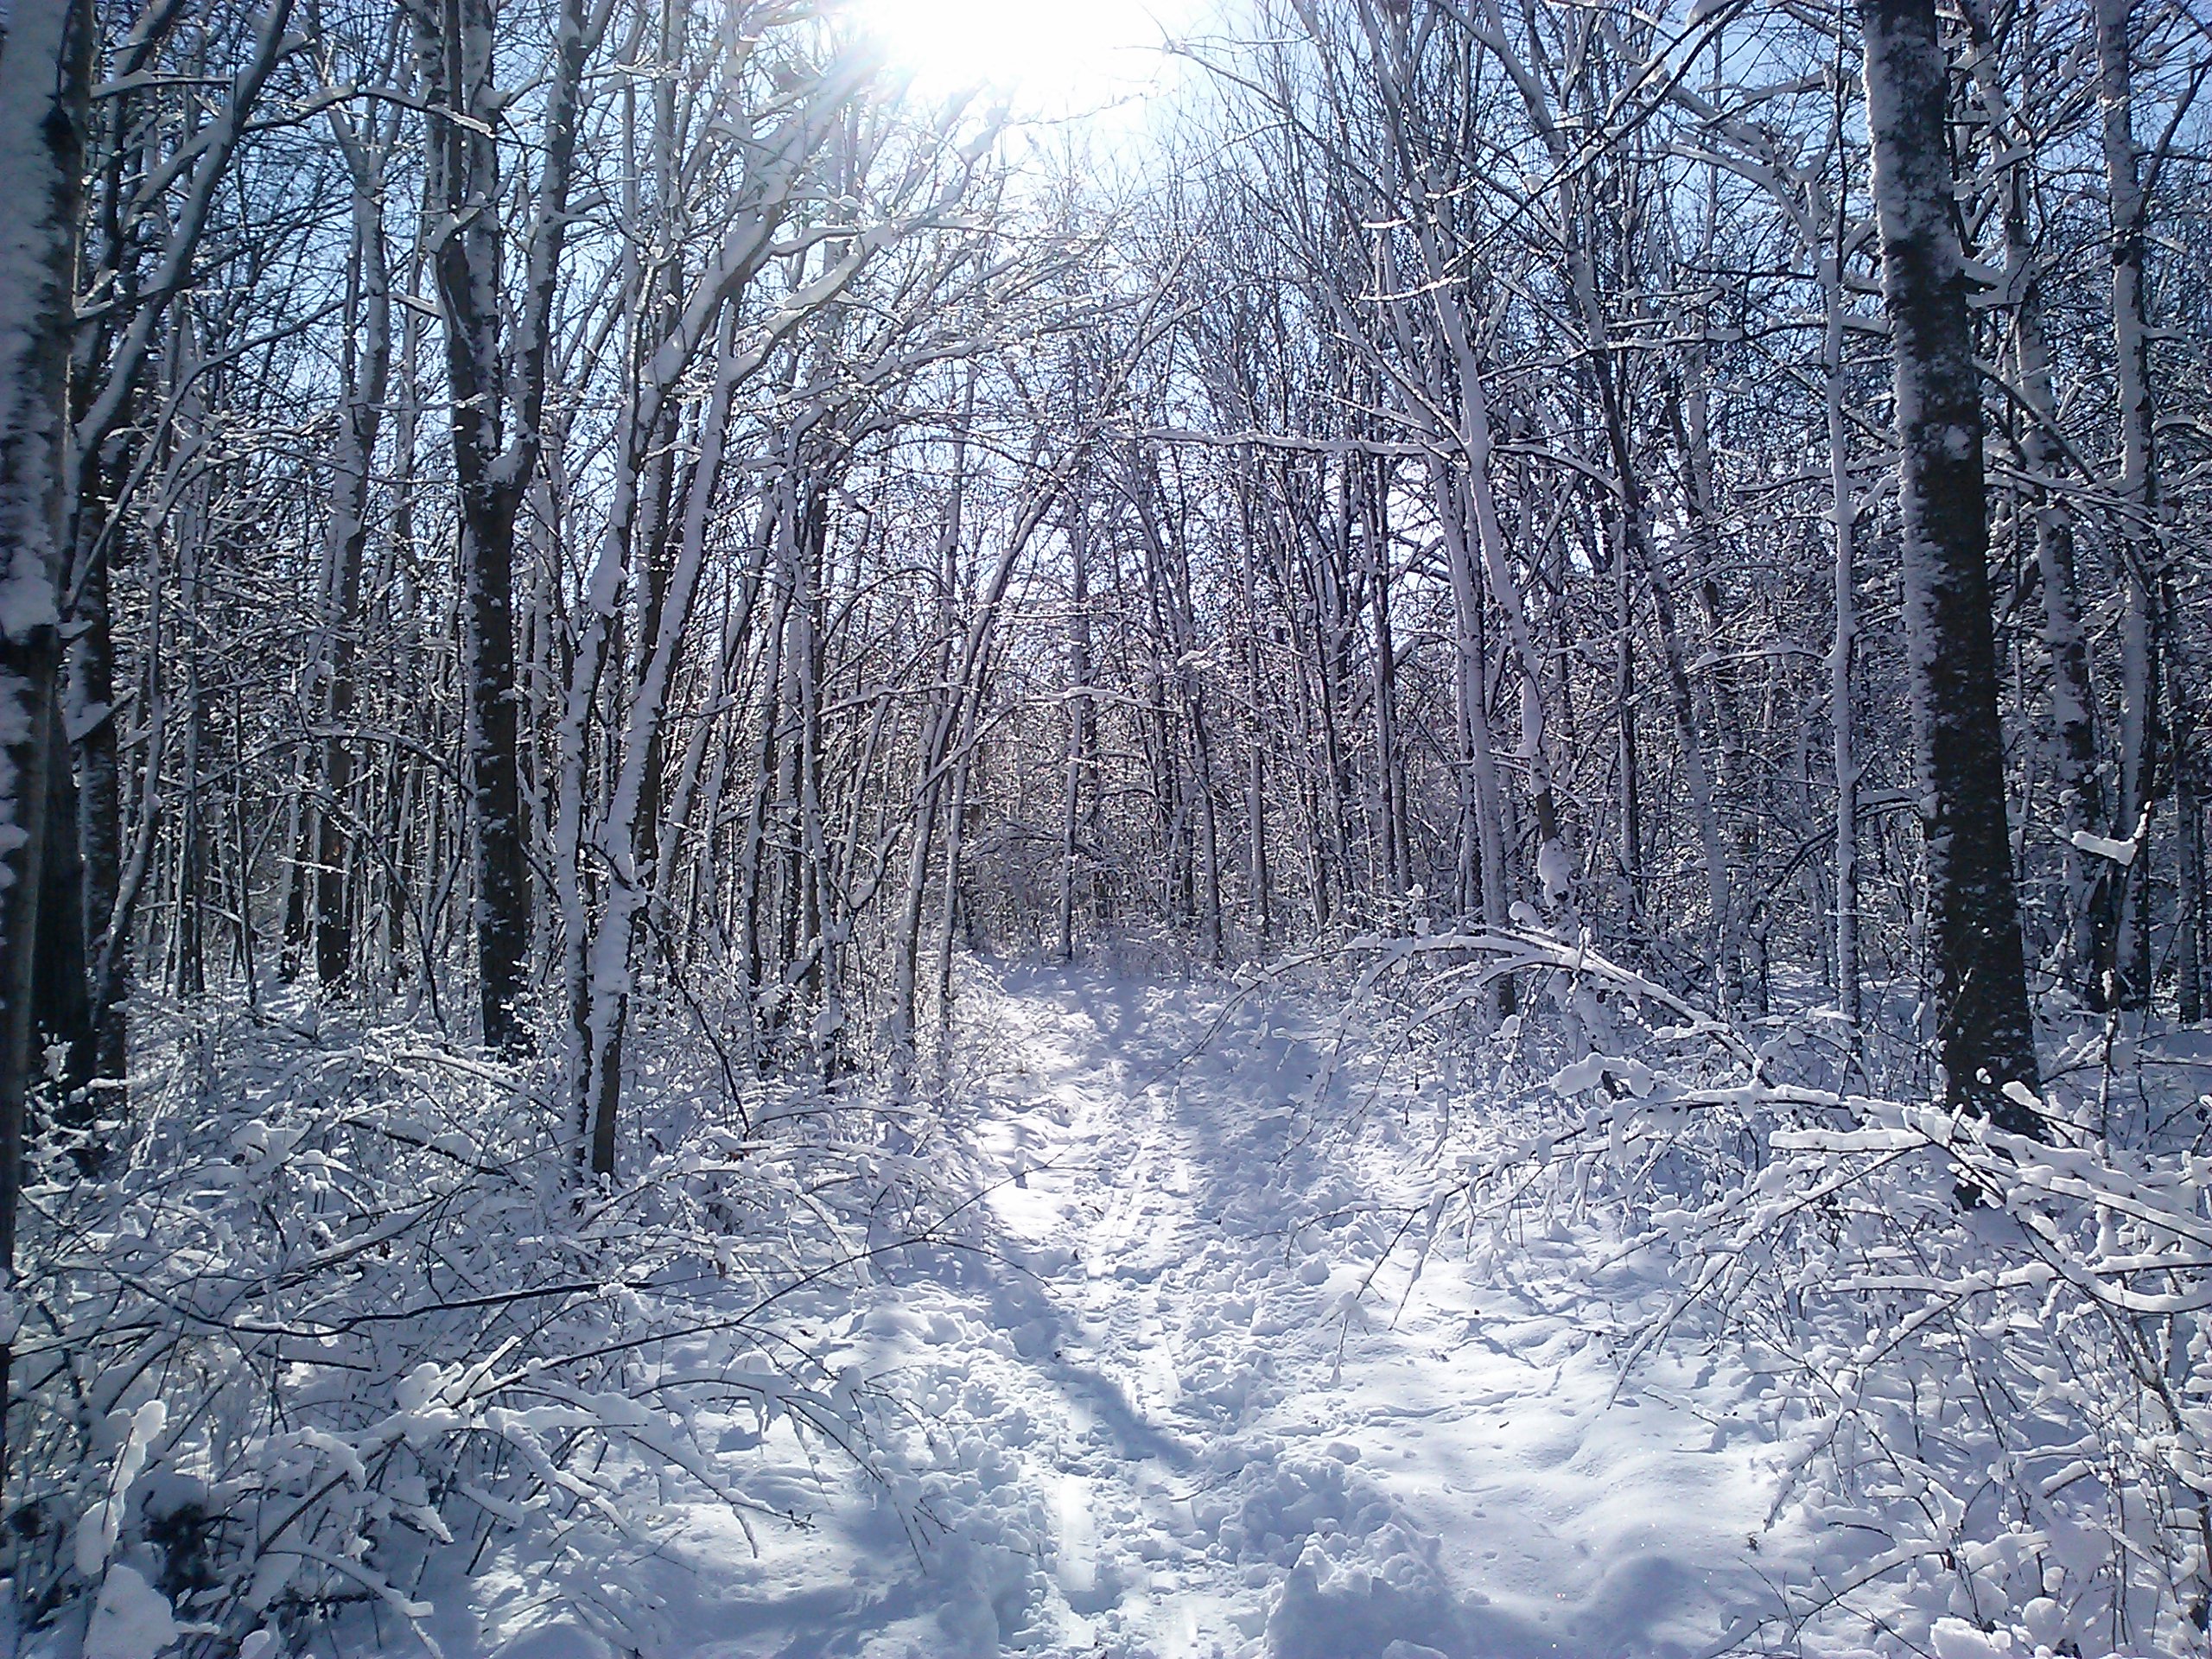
[12,937,2211,1659]
[1325,930,2212,1658]
[6,984,993,1659]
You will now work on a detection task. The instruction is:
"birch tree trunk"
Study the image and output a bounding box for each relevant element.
[0,0,91,1483]
[1861,0,2039,1128]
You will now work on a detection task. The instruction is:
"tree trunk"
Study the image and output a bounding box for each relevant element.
[435,0,527,1048]
[1057,486,1090,962]
[1861,0,2039,1128]
[69,471,125,1079]
[35,698,92,1108]
[2002,162,2107,1003]
[2094,0,2159,1012]
[0,0,92,1484]
[429,0,590,1052]
[1428,257,1567,910]
[317,158,392,989]
[2177,719,2203,1024]
[1613,513,1641,926]
[1826,231,1862,1031]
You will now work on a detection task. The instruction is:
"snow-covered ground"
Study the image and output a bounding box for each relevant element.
[427,963,1810,1659]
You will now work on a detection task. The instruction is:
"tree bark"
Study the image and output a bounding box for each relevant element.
[2004,163,2107,1003]
[429,0,590,1052]
[317,144,392,989]
[1056,480,1090,963]
[1825,226,1862,1032]
[0,0,91,1484]
[2093,0,2159,1011]
[35,696,92,1106]
[1861,0,2039,1128]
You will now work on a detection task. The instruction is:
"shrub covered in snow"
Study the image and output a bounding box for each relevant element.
[7,994,918,1657]
[1328,927,2212,1657]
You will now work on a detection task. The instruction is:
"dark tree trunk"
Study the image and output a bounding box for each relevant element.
[35,698,94,1110]
[70,479,127,1079]
[428,0,588,1052]
[434,0,530,1050]
[2094,0,2160,1012]
[317,173,391,990]
[1862,0,2040,1130]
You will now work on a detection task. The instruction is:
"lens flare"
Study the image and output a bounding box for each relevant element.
[853,0,1182,112]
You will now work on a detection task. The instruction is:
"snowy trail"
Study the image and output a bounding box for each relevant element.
[486,967,1800,1659]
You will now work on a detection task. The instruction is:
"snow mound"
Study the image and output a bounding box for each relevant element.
[1236,1452,1557,1659]
[82,1567,177,1659]
[1263,1524,1480,1659]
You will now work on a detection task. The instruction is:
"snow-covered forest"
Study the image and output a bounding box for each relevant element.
[0,0,2209,1654]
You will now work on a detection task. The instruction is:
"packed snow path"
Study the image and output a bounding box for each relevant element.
[474,967,1800,1659]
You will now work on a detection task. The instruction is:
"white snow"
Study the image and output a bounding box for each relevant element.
[421,965,1802,1659]
[74,1401,167,1580]
[2067,825,2141,868]
[81,1567,177,1659]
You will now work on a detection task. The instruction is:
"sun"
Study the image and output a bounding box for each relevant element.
[852,0,1187,113]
